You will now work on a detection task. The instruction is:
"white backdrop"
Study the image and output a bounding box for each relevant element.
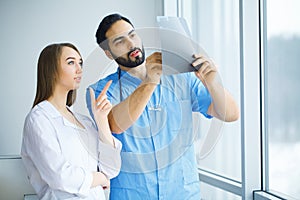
[0,1,163,199]
[0,0,163,156]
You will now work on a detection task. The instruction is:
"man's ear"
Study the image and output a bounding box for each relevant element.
[104,50,114,60]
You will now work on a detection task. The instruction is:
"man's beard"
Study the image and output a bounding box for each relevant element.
[111,46,145,68]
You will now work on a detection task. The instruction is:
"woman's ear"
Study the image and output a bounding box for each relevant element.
[104,50,114,60]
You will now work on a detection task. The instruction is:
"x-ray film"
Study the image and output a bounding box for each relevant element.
[157,16,208,75]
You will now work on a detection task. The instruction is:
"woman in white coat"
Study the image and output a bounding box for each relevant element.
[21,43,122,200]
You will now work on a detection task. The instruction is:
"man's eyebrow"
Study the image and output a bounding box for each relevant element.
[128,29,135,35]
[112,29,135,43]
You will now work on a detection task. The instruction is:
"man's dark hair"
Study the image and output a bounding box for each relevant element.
[95,13,134,50]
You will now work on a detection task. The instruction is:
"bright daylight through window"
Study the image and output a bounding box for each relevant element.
[265,0,300,198]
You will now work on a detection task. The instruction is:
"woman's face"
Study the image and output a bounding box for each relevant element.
[57,46,83,91]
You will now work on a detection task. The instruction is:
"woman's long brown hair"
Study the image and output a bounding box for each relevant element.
[32,43,81,108]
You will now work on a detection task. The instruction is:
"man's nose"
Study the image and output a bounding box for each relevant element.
[126,38,135,49]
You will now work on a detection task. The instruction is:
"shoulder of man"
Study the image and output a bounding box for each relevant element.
[88,71,119,90]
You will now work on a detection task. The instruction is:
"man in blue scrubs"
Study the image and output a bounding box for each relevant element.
[86,13,239,200]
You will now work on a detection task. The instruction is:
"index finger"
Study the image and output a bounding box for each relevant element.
[97,80,112,100]
[89,87,96,108]
[193,54,207,59]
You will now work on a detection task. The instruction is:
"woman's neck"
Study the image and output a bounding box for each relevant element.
[47,88,69,114]
[48,93,85,129]
[48,96,68,112]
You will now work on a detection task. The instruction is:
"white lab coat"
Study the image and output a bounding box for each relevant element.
[21,100,121,200]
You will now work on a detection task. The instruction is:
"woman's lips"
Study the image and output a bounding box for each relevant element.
[75,77,81,82]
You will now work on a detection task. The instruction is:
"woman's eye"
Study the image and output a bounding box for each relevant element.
[68,61,74,65]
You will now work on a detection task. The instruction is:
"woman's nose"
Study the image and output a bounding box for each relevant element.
[76,63,83,73]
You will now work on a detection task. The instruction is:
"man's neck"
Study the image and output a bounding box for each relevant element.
[120,63,146,80]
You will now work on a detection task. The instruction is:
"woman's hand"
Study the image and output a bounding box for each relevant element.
[99,172,110,190]
[91,171,110,189]
[89,80,112,120]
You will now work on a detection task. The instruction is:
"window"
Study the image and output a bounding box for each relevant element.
[200,182,241,200]
[263,0,300,198]
[181,0,241,182]
[178,0,243,199]
[166,0,300,199]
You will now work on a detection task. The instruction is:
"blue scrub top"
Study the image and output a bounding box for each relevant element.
[86,68,212,200]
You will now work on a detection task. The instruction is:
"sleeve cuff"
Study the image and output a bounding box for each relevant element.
[98,137,122,179]
[77,168,93,198]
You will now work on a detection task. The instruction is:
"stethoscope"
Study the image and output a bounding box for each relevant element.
[118,67,162,111]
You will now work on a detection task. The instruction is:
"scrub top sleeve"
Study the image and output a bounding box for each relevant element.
[97,138,122,179]
[23,114,93,197]
[188,73,213,119]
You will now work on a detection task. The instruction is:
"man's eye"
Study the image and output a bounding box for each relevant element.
[116,40,123,45]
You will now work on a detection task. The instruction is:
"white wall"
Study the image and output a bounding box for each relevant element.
[0,0,163,199]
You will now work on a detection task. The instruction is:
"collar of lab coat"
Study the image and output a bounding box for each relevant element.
[37,100,81,129]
